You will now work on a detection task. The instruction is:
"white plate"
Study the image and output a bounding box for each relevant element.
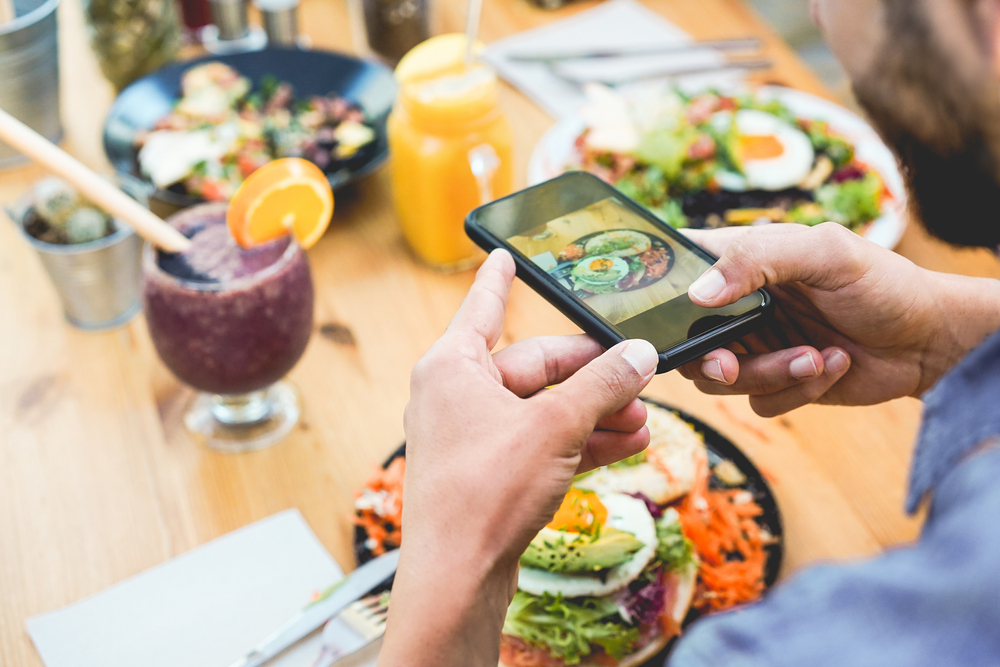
[526,86,908,249]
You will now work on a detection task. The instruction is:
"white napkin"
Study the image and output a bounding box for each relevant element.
[483,0,744,118]
[26,509,377,667]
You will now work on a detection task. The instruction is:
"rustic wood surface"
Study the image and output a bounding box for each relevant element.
[3,1,1000,665]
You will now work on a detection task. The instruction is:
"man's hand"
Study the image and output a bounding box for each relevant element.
[679,222,1000,416]
[379,249,658,667]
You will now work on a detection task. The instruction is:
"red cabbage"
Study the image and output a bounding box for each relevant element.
[831,164,866,182]
[626,492,663,519]
[616,576,667,626]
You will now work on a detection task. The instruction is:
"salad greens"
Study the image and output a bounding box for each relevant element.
[136,62,376,202]
[804,120,854,167]
[656,516,696,574]
[633,126,699,180]
[735,94,799,126]
[815,172,883,227]
[504,591,640,664]
[703,114,743,176]
[585,234,643,256]
[615,168,690,227]
[785,202,828,227]
[577,89,886,233]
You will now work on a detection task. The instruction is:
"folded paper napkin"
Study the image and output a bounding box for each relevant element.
[483,0,745,118]
[26,509,377,667]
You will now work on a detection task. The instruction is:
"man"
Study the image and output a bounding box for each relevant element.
[378,0,1000,664]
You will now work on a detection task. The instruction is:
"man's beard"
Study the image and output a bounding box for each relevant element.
[851,0,1000,249]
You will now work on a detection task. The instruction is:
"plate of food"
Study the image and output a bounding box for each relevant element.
[528,84,907,249]
[353,399,782,666]
[103,47,395,217]
[552,229,675,295]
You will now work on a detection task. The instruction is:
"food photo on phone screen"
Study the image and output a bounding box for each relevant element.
[505,195,763,348]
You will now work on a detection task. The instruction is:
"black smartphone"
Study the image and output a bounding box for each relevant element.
[465,172,773,373]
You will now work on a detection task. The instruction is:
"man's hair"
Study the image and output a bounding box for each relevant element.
[852,0,1000,248]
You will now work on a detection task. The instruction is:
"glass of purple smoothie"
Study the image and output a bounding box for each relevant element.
[142,203,314,452]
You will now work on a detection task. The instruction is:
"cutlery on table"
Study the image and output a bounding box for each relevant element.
[504,37,763,63]
[549,59,774,86]
[311,592,390,667]
[227,549,400,667]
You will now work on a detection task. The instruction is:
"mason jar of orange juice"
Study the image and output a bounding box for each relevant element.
[389,34,513,271]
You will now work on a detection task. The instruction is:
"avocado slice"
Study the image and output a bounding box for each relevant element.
[520,526,645,573]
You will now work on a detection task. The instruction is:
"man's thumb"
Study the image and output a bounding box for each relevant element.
[687,222,867,307]
[546,339,658,424]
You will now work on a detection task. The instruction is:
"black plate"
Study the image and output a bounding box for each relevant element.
[103,47,396,217]
[353,399,783,663]
[549,228,676,297]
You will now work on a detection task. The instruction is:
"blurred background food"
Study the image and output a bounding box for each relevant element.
[135,61,377,201]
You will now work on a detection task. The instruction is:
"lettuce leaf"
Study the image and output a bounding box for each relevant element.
[703,116,742,176]
[815,172,883,228]
[735,95,798,126]
[503,591,640,665]
[633,126,699,180]
[804,120,854,167]
[656,515,696,573]
[615,168,689,227]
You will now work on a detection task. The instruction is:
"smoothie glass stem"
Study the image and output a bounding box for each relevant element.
[211,391,272,425]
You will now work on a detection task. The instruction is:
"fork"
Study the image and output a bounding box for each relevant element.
[310,592,390,667]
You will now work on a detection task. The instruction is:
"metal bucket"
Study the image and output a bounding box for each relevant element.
[8,181,143,330]
[0,0,62,168]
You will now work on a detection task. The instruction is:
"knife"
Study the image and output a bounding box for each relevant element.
[504,38,762,63]
[226,549,400,667]
[549,59,774,86]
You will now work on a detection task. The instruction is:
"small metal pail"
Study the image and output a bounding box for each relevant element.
[0,0,62,168]
[7,181,143,330]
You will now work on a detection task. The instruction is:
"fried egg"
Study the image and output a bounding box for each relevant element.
[517,493,657,598]
[571,255,630,287]
[576,404,708,505]
[714,109,815,192]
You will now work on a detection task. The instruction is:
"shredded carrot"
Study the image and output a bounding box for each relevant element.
[352,457,405,555]
[676,459,769,613]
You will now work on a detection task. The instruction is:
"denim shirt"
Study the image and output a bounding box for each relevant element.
[668,327,1000,667]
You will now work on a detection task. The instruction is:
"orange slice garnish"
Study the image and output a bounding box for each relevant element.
[227,158,334,249]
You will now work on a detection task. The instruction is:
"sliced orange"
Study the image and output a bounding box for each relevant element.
[227,158,334,249]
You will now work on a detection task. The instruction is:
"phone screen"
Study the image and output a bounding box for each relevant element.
[494,193,764,351]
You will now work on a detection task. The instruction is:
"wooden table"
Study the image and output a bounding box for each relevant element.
[2,1,999,665]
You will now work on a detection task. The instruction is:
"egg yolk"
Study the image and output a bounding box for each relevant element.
[589,258,614,272]
[738,134,785,161]
[547,488,608,534]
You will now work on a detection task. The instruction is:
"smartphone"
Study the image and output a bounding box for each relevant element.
[465,172,773,373]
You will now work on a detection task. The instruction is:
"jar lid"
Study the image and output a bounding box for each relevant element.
[399,65,499,127]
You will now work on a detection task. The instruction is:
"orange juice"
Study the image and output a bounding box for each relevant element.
[389,34,513,270]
